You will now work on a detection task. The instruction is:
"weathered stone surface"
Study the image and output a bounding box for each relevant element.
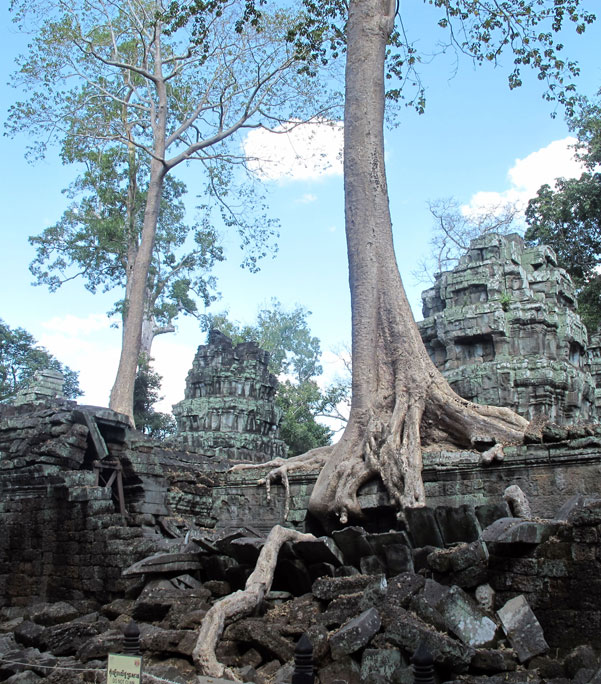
[361,647,411,684]
[405,507,444,548]
[13,622,44,649]
[312,574,381,601]
[385,607,475,672]
[319,656,362,684]
[471,648,518,673]
[435,585,499,648]
[331,526,375,566]
[223,618,294,662]
[378,573,425,628]
[43,619,106,656]
[482,518,558,546]
[28,603,79,627]
[497,595,549,663]
[172,330,287,463]
[292,536,344,567]
[418,232,596,425]
[329,607,382,659]
[122,549,203,576]
[435,505,482,545]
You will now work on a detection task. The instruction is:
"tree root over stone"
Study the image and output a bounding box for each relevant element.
[192,524,317,681]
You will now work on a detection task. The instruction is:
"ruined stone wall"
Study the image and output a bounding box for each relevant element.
[172,330,287,463]
[4,400,601,616]
[419,233,597,425]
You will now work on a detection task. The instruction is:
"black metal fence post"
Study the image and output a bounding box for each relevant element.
[411,641,434,684]
[291,633,314,684]
[123,620,141,655]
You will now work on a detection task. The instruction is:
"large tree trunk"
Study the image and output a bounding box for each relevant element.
[109,158,166,422]
[305,0,528,524]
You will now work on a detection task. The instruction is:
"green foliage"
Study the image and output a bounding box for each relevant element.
[203,300,337,454]
[525,96,601,332]
[0,319,81,402]
[204,299,322,382]
[29,148,224,330]
[285,0,595,116]
[133,357,177,439]
[277,380,332,456]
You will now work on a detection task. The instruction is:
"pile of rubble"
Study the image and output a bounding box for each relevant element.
[2,495,601,684]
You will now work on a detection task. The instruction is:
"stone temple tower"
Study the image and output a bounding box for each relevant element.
[172,330,287,463]
[418,233,597,425]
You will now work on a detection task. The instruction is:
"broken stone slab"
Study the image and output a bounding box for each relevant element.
[361,648,409,684]
[384,606,475,673]
[293,535,344,567]
[427,540,488,573]
[319,656,362,684]
[215,527,265,556]
[312,574,383,601]
[43,619,108,657]
[329,607,382,659]
[383,544,414,575]
[481,517,558,546]
[223,617,294,662]
[331,526,375,566]
[435,504,482,545]
[122,550,203,576]
[556,495,601,526]
[27,603,80,627]
[227,536,265,565]
[360,554,387,575]
[471,648,518,673]
[405,507,444,548]
[475,502,512,530]
[365,531,412,556]
[435,585,499,648]
[497,594,549,663]
[376,573,425,628]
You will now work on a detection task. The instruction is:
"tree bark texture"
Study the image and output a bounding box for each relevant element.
[304,0,528,523]
[109,24,168,424]
[192,525,316,680]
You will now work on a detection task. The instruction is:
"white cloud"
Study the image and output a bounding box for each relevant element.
[41,313,115,336]
[297,193,318,204]
[243,119,343,182]
[463,137,586,216]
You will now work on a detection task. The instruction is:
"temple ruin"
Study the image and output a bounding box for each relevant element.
[172,330,287,464]
[419,233,598,425]
[3,237,601,682]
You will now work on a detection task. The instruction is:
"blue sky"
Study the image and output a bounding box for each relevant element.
[1,2,600,413]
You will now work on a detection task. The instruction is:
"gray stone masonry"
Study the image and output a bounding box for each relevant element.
[172,330,287,463]
[419,233,597,425]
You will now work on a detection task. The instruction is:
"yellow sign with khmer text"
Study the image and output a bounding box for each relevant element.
[107,653,142,684]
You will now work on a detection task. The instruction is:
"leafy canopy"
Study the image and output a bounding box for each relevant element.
[0,319,81,402]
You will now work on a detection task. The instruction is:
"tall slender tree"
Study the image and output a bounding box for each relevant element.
[8,0,338,423]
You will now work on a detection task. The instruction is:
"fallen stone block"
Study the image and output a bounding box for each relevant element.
[329,607,382,659]
[28,602,79,627]
[332,526,375,566]
[223,618,294,662]
[312,574,381,601]
[361,648,410,684]
[384,606,475,672]
[405,507,444,548]
[435,504,482,545]
[471,647,517,673]
[122,550,203,576]
[293,536,344,567]
[319,656,362,684]
[436,585,499,648]
[482,518,558,546]
[497,594,549,663]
